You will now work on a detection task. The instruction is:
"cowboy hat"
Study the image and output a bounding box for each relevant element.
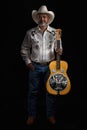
[32,5,55,24]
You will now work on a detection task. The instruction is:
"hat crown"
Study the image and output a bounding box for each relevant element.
[38,5,49,13]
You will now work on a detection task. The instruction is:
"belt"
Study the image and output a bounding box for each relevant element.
[32,61,50,66]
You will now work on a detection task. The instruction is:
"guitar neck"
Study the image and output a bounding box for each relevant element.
[56,40,61,69]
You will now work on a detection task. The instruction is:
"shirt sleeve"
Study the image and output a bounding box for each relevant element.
[20,31,32,65]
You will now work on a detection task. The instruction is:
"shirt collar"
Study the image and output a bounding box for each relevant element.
[35,26,55,35]
[36,25,52,32]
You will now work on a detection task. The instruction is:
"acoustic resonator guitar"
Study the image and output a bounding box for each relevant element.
[46,29,71,95]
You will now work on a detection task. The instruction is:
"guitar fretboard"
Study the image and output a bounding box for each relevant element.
[56,40,61,69]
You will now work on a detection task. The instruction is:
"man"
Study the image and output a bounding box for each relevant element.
[20,5,63,125]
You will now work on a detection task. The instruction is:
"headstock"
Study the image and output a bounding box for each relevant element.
[56,29,62,40]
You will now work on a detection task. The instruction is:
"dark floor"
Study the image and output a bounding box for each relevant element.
[1,95,87,130]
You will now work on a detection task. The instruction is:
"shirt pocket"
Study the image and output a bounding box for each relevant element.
[47,40,54,49]
[31,36,39,47]
[32,40,40,50]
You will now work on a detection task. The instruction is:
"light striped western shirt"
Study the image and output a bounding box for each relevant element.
[20,26,63,65]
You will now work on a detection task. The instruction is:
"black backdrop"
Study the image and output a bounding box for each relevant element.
[1,0,87,129]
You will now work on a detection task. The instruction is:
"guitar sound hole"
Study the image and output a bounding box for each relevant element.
[49,73,68,91]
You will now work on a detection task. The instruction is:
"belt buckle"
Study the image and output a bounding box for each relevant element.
[40,62,48,66]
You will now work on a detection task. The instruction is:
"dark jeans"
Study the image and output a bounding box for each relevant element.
[27,62,57,118]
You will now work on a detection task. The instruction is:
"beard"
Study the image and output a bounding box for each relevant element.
[38,22,48,27]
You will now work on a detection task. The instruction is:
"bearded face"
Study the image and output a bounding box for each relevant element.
[37,13,50,27]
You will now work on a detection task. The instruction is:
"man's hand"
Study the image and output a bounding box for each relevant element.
[57,48,63,55]
[27,63,35,71]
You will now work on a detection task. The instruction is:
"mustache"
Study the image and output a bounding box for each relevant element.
[38,22,48,27]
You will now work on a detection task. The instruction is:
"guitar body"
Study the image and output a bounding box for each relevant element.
[46,60,71,95]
